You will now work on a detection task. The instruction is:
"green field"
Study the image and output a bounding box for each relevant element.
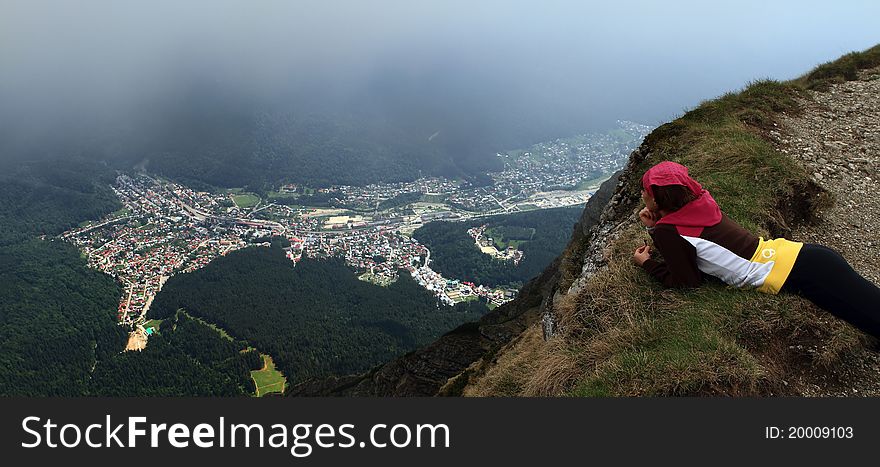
[112,207,132,217]
[454,295,479,304]
[251,354,286,397]
[501,239,523,249]
[358,272,396,287]
[486,226,534,250]
[231,193,260,209]
[143,319,163,333]
[574,175,610,191]
[268,190,299,199]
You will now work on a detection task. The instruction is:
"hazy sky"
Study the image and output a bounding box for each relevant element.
[1,0,878,157]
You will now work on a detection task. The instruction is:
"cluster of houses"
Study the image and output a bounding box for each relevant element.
[448,120,651,211]
[282,225,517,307]
[407,264,514,307]
[65,176,266,327]
[65,165,557,338]
[466,224,524,265]
[331,177,460,210]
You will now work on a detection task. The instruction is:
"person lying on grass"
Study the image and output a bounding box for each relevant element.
[632,160,880,341]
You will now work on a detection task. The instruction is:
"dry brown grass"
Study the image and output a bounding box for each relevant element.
[462,324,548,397]
[519,335,589,396]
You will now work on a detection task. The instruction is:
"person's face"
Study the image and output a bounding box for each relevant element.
[641,188,658,211]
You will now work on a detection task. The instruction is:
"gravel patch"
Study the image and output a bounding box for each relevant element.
[768,66,880,396]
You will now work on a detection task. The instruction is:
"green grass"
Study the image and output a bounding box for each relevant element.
[486,226,535,250]
[169,309,286,396]
[795,44,880,90]
[177,309,234,341]
[504,239,524,249]
[573,176,610,191]
[111,207,131,217]
[268,190,300,199]
[454,295,480,304]
[569,282,764,396]
[232,193,260,209]
[496,238,524,250]
[358,272,396,287]
[251,354,286,397]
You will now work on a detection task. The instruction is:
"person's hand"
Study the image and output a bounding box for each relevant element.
[633,245,651,266]
[638,207,658,227]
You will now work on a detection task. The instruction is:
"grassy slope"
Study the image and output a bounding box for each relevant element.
[252,354,286,397]
[466,44,880,397]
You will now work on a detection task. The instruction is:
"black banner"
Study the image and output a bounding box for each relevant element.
[1,397,876,465]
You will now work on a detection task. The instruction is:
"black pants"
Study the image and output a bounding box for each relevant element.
[780,243,880,339]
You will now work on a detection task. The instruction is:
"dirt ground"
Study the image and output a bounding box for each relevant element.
[124,328,147,352]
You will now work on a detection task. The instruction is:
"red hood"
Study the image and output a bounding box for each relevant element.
[641,161,721,237]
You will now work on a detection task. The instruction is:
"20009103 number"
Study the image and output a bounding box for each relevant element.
[788,426,853,438]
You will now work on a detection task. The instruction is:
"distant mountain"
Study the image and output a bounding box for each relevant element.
[1,69,619,189]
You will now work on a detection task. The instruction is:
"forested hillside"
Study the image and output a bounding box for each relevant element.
[90,312,262,396]
[0,240,126,395]
[0,158,126,396]
[148,247,487,384]
[0,158,120,246]
[413,206,582,287]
